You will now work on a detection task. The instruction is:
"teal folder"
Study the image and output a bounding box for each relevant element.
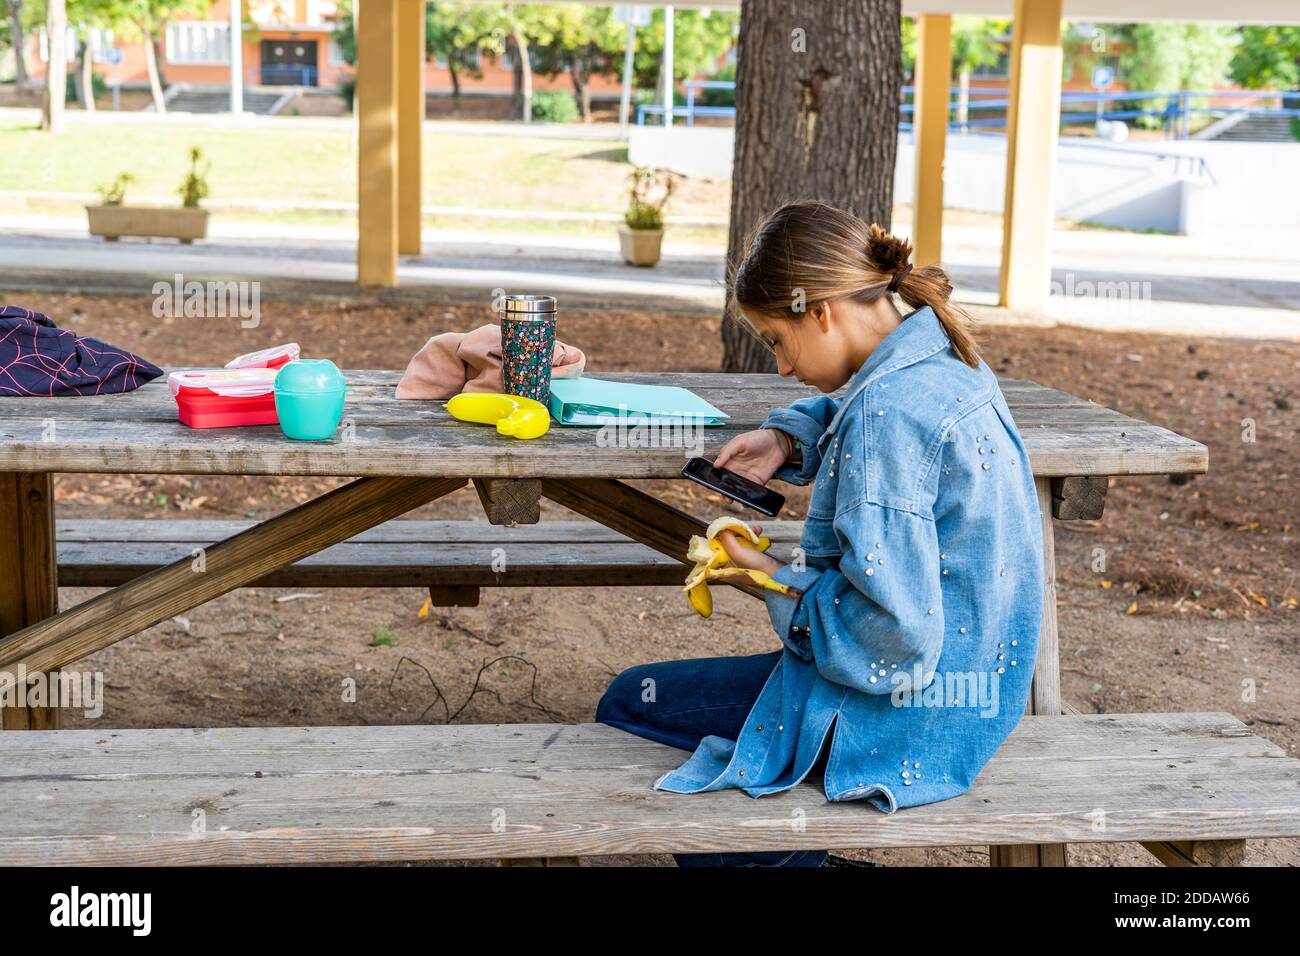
[548,376,729,426]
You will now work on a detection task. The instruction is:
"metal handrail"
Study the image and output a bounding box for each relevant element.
[635,79,1298,140]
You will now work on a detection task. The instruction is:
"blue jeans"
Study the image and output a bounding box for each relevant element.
[595,650,828,868]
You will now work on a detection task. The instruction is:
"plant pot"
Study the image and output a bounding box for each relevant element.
[86,205,210,244]
[618,227,664,267]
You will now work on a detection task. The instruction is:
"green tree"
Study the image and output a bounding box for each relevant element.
[1231,26,1300,90]
[1118,23,1238,128]
[900,15,915,78]
[67,0,118,111]
[952,17,1008,128]
[3,0,31,93]
[632,7,736,95]
[105,0,206,113]
[452,2,556,123]
[426,1,500,111]
[330,0,353,65]
[533,2,622,121]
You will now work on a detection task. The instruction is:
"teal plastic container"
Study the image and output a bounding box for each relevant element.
[274,360,348,441]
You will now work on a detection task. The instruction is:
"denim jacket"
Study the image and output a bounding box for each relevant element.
[654,306,1045,812]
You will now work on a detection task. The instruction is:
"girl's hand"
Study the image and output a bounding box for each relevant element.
[713,429,791,485]
[717,527,784,577]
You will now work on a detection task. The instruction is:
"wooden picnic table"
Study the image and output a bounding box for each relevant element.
[0,369,1207,865]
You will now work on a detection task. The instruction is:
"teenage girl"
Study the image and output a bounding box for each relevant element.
[597,200,1045,868]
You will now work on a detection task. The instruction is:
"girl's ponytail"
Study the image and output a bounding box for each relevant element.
[865,223,981,369]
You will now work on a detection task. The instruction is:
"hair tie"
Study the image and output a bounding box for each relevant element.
[887,262,913,294]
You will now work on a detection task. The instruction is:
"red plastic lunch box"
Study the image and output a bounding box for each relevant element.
[168,368,280,428]
[225,342,301,370]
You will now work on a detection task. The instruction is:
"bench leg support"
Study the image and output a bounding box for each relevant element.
[1144,840,1246,867]
[499,857,582,867]
[989,844,1068,867]
[429,586,481,607]
[0,477,467,682]
[0,472,60,730]
[992,477,1070,867]
[473,478,541,526]
[540,478,769,601]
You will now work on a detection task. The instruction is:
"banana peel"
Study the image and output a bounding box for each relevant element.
[684,516,793,618]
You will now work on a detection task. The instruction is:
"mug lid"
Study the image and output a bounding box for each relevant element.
[500,294,557,314]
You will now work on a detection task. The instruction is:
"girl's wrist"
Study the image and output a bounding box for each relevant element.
[778,429,801,467]
[774,428,794,461]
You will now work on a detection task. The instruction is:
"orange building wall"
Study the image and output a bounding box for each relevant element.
[30,32,634,97]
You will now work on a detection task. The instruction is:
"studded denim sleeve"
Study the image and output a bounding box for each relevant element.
[760,395,839,486]
[764,561,823,659]
[785,500,945,695]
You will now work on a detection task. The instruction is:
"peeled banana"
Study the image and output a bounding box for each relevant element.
[445,392,551,440]
[684,515,792,618]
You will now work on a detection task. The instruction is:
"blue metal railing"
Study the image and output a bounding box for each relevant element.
[637,80,1300,141]
[637,79,734,126]
[257,64,318,87]
[898,86,1300,140]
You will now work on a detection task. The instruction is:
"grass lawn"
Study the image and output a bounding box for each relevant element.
[0,116,731,220]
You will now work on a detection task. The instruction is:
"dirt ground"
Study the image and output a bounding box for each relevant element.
[5,289,1299,867]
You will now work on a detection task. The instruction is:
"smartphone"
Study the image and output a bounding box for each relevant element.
[681,456,786,517]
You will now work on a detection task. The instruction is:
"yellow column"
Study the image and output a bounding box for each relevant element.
[397,0,425,256]
[357,0,399,287]
[998,0,1064,313]
[911,14,951,269]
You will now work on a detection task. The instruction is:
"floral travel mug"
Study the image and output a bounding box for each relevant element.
[500,294,557,405]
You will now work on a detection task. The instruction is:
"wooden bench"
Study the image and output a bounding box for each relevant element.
[2,713,1297,866]
[55,518,806,607]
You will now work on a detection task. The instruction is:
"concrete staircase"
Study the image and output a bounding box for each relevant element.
[1205,112,1296,143]
[153,86,293,116]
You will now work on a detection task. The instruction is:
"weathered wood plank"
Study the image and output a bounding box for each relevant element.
[54,518,807,546]
[0,478,467,683]
[0,372,1209,479]
[4,712,1279,777]
[0,714,1294,865]
[0,472,60,731]
[54,519,805,589]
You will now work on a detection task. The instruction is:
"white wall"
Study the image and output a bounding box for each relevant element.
[632,125,1300,236]
[628,126,736,182]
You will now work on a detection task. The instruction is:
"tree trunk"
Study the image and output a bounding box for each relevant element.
[570,65,590,122]
[448,62,461,111]
[9,0,28,93]
[511,29,532,123]
[80,34,96,111]
[142,27,166,113]
[41,0,66,132]
[722,0,902,373]
[510,46,521,109]
[152,31,167,87]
